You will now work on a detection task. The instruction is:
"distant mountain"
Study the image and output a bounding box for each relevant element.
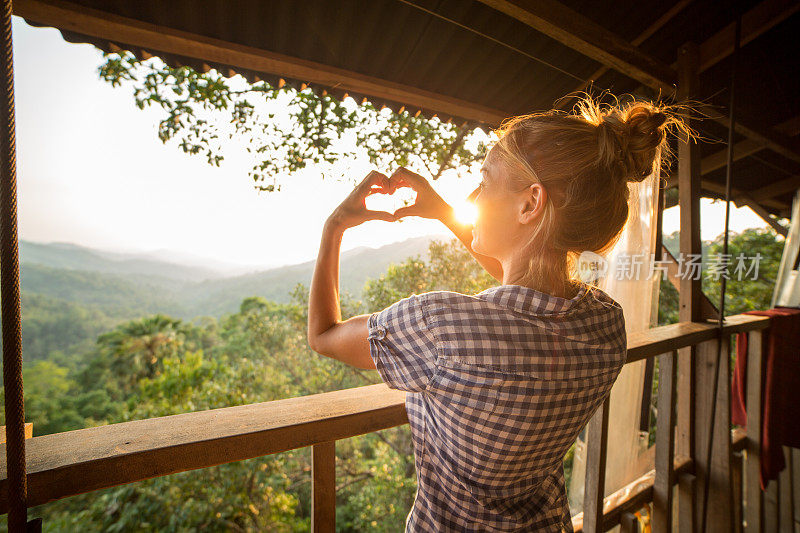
[179,234,449,316]
[21,241,227,282]
[133,248,278,276]
[22,262,189,318]
[20,234,452,320]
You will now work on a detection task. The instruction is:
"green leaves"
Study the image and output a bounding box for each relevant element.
[98,51,488,191]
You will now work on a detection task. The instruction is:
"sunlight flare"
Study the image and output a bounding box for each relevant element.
[453,201,478,226]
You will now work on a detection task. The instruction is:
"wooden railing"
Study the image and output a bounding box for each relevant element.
[0,313,773,532]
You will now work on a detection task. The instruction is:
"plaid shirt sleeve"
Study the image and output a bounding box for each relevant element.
[367,293,439,392]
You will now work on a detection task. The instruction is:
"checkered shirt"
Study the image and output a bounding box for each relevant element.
[367,281,627,532]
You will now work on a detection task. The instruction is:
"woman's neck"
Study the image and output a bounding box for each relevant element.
[501,254,577,299]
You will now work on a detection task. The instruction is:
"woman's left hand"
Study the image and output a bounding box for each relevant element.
[327,170,398,230]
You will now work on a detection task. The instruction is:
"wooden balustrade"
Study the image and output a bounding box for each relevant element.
[0,313,773,532]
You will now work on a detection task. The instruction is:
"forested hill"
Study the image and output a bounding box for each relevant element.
[5,228,780,531]
[21,241,227,282]
[20,235,446,319]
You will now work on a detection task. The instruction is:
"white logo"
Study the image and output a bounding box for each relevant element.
[577,251,609,284]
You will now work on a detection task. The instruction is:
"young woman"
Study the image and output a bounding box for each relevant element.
[307,96,683,532]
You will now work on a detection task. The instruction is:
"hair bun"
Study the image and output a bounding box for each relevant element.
[597,103,671,184]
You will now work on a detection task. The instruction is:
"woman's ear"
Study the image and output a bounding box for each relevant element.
[518,183,546,225]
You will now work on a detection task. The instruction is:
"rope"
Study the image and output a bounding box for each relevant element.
[699,12,740,533]
[0,0,28,530]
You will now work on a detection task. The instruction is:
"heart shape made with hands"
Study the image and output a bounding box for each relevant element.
[365,173,419,218]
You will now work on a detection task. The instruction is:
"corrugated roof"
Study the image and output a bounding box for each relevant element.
[16,0,800,217]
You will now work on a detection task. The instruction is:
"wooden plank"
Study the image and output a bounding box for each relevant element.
[0,315,770,514]
[583,397,610,533]
[714,334,735,529]
[639,170,666,436]
[676,47,701,529]
[13,0,508,126]
[694,339,713,530]
[792,448,800,533]
[0,423,32,443]
[679,473,697,533]
[475,0,676,92]
[572,454,694,532]
[677,41,704,325]
[694,335,734,531]
[311,441,336,533]
[765,479,779,532]
[625,314,770,364]
[0,383,407,511]
[734,451,744,533]
[745,330,764,533]
[573,432,740,533]
[653,350,678,532]
[638,357,655,432]
[778,446,794,532]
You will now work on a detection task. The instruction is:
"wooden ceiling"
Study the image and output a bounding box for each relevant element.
[14,0,800,222]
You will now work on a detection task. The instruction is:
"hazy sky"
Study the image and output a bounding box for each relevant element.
[12,17,771,270]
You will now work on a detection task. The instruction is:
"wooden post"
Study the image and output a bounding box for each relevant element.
[675,39,703,533]
[765,479,779,532]
[311,441,336,533]
[694,335,734,531]
[733,451,744,533]
[676,40,703,326]
[583,397,610,533]
[653,350,678,531]
[778,446,794,532]
[744,330,763,533]
[792,449,799,532]
[679,473,697,532]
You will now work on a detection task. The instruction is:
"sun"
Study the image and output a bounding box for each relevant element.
[453,201,478,225]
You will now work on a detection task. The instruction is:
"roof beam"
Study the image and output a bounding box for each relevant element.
[738,194,789,237]
[708,114,800,166]
[663,177,790,220]
[559,0,797,109]
[701,115,800,180]
[665,115,800,187]
[697,0,800,73]
[476,0,676,93]
[664,170,789,212]
[679,0,800,167]
[749,175,800,203]
[556,0,692,110]
[17,0,800,169]
[479,0,800,166]
[14,0,509,126]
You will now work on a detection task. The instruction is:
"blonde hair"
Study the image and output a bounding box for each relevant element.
[490,94,691,297]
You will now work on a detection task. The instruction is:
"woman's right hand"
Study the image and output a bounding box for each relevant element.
[389,167,449,221]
